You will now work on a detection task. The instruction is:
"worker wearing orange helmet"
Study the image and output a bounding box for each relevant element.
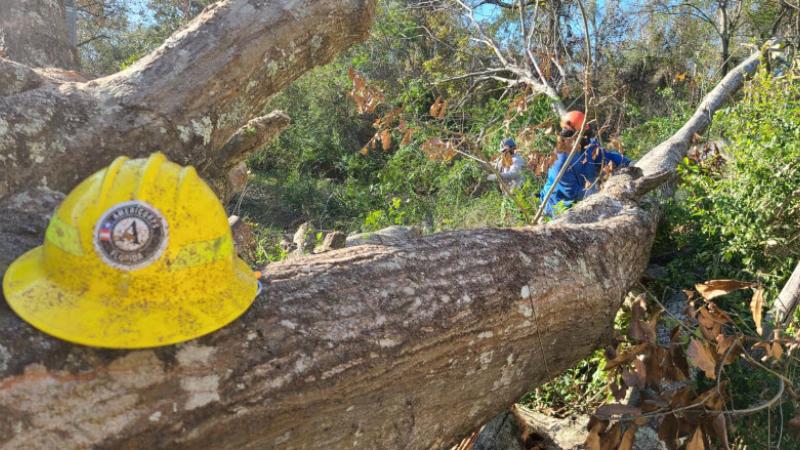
[539,111,631,216]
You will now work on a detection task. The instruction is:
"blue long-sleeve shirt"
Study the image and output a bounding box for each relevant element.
[539,138,630,217]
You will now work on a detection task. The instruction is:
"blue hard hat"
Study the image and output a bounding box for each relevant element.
[499,138,516,151]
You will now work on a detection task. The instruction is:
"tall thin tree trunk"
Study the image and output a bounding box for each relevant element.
[718,0,731,74]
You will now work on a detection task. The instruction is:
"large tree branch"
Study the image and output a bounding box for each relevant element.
[636,49,764,177]
[0,0,376,199]
[0,58,45,96]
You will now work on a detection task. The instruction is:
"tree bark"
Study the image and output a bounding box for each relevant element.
[774,261,800,326]
[0,0,375,199]
[0,3,768,449]
[718,1,731,75]
[0,0,80,70]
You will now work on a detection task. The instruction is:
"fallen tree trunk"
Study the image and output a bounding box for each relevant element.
[0,1,770,447]
[0,171,656,449]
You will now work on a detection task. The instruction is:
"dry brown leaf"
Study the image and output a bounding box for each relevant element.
[629,294,648,342]
[621,370,640,390]
[535,153,556,177]
[710,414,730,450]
[584,430,601,450]
[755,339,784,362]
[584,418,607,450]
[618,427,636,450]
[508,95,527,113]
[633,357,647,389]
[658,413,678,449]
[347,68,384,114]
[380,129,392,151]
[595,404,642,419]
[609,376,627,401]
[789,414,800,429]
[645,347,665,387]
[715,334,741,365]
[697,306,722,340]
[420,138,455,161]
[641,398,668,412]
[429,96,447,119]
[606,343,648,369]
[687,339,717,379]
[599,423,622,450]
[670,325,681,344]
[667,386,695,408]
[750,287,764,336]
[686,427,706,450]
[400,128,414,146]
[669,345,690,381]
[359,134,379,155]
[707,301,732,324]
[610,137,624,152]
[772,340,784,361]
[662,354,683,383]
[699,384,726,410]
[601,161,614,179]
[643,311,662,344]
[694,279,751,300]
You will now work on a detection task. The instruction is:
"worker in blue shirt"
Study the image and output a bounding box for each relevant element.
[539,111,631,217]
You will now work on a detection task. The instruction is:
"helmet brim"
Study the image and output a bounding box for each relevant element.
[3,247,258,349]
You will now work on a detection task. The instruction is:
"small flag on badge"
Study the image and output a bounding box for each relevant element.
[99,222,112,241]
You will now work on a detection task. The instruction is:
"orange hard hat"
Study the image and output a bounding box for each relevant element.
[560,111,588,131]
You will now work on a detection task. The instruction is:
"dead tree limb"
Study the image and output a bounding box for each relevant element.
[775,262,800,326]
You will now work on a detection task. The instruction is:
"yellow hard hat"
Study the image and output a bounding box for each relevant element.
[2,153,258,349]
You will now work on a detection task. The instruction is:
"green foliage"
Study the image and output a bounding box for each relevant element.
[667,68,800,293]
[519,349,609,414]
[620,88,692,159]
[77,0,214,75]
[253,226,289,266]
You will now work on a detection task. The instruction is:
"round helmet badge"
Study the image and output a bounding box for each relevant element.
[94,201,168,270]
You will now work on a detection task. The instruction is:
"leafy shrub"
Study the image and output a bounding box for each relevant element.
[670,68,800,294]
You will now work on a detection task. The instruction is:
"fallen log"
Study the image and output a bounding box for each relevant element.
[0,0,771,447]
[0,169,655,449]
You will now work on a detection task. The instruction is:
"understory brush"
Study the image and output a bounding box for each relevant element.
[523,68,800,449]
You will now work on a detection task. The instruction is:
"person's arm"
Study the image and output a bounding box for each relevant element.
[604,150,631,168]
[498,154,525,182]
[588,140,630,167]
